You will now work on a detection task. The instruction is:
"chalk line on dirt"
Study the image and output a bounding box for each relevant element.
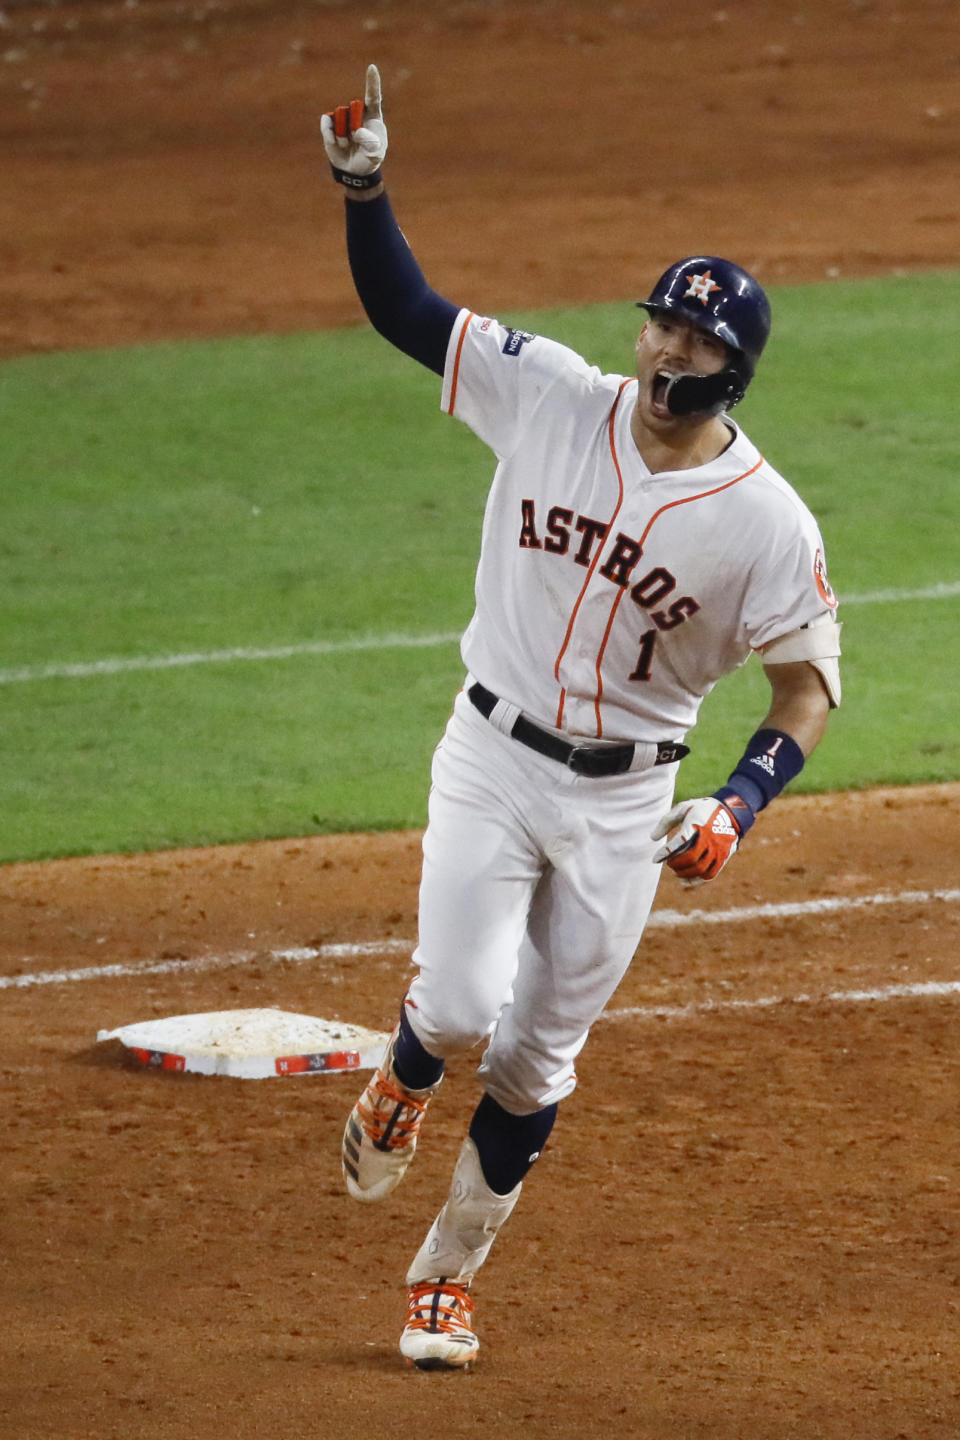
[3,889,958,1017]
[604,978,960,1023]
[0,940,411,992]
[647,887,960,928]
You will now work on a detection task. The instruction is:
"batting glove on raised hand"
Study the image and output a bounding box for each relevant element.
[321,63,387,190]
[650,797,742,886]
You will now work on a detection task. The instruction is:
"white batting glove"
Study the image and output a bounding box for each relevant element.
[321,64,388,188]
[651,797,741,886]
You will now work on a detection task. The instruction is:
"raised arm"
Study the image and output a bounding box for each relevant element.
[321,65,459,376]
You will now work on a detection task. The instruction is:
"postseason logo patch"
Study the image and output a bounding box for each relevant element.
[502,328,535,357]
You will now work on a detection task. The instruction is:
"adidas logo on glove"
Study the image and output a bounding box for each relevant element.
[710,809,738,837]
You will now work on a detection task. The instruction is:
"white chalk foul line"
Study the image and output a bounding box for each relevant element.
[3,886,958,996]
[646,887,960,929]
[608,886,960,1018]
[841,580,960,606]
[0,939,413,992]
[0,631,464,687]
[1,580,958,687]
[605,978,960,1023]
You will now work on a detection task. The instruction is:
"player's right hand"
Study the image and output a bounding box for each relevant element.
[650,797,741,885]
[321,63,388,181]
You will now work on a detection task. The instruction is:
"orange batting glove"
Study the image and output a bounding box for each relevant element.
[650,797,742,886]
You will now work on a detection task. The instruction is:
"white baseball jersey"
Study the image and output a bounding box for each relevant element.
[441,309,838,744]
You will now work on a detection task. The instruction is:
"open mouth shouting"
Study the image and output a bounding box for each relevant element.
[649,369,678,419]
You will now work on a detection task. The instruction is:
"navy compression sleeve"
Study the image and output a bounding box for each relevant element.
[345,192,459,375]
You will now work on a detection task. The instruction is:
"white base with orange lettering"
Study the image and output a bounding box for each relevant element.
[96,1009,389,1079]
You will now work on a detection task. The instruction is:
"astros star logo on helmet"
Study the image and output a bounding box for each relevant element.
[684,270,722,305]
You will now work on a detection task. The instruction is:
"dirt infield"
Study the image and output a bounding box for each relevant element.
[3,0,958,356]
[2,2,959,1436]
[4,788,960,1438]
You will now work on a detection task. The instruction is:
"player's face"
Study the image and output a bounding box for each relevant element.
[634,315,731,425]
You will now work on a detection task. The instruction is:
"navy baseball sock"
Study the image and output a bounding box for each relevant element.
[469,1092,558,1195]
[392,1006,445,1092]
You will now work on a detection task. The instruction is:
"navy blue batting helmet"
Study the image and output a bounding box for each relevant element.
[637,256,772,411]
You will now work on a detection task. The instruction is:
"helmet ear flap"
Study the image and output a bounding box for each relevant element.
[665,366,746,417]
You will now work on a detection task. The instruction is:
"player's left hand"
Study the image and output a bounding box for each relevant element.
[650,797,741,885]
[321,63,388,181]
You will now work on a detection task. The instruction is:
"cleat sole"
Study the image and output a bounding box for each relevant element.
[411,1356,472,1372]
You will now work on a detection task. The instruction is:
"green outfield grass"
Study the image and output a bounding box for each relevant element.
[2,271,958,862]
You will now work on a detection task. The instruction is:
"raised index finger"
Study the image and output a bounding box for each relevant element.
[364,63,382,119]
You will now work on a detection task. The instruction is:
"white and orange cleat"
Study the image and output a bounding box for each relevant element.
[399,1280,478,1370]
[340,1030,439,1203]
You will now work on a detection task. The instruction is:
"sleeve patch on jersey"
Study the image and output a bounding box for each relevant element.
[814,548,838,608]
[502,328,536,357]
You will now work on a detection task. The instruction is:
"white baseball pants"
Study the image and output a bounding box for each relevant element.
[404,688,677,1114]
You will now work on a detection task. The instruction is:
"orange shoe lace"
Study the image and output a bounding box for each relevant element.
[404,1281,474,1336]
[356,1070,431,1152]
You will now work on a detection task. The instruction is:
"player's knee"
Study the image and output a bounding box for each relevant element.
[479,1049,578,1113]
[405,990,497,1058]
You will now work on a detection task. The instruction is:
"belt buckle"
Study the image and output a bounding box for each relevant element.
[566,745,592,776]
[567,745,632,778]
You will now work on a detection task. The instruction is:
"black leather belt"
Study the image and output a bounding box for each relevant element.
[467,682,688,777]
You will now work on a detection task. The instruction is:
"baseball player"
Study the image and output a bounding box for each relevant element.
[322,66,841,1371]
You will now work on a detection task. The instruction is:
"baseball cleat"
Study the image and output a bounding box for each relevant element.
[399,1280,478,1370]
[341,1031,438,1203]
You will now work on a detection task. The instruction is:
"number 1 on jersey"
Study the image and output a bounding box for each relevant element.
[628,630,657,682]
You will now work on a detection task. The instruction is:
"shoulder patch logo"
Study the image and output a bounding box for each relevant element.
[684,271,722,305]
[502,328,536,357]
[814,547,838,608]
